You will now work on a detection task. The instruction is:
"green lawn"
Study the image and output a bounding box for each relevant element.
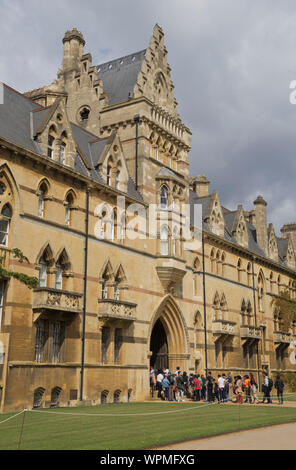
[0,401,296,450]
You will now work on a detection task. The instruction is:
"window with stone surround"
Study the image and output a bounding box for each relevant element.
[34,320,65,363]
[0,203,12,246]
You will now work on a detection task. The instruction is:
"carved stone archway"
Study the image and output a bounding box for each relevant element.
[148,295,189,372]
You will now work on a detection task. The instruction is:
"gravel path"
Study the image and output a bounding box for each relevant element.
[155,421,296,450]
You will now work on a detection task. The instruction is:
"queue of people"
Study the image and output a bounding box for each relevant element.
[150,368,285,405]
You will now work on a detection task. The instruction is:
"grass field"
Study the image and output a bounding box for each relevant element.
[0,400,296,450]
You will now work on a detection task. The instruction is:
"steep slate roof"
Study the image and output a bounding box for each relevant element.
[190,190,267,259]
[0,84,42,154]
[97,50,146,106]
[0,84,143,201]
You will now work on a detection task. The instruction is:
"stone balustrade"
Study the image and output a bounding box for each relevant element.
[273,331,292,344]
[98,299,137,323]
[212,320,236,336]
[32,287,82,313]
[240,325,261,340]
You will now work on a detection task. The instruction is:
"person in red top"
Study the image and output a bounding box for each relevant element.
[243,375,251,403]
[193,374,201,402]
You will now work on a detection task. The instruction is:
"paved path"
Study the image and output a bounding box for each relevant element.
[155,422,296,450]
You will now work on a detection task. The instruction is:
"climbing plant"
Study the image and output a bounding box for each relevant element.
[274,288,296,331]
[0,248,38,289]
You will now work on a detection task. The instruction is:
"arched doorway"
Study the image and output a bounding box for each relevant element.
[150,319,168,370]
[149,295,189,372]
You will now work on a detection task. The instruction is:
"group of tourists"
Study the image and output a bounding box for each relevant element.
[150,367,285,405]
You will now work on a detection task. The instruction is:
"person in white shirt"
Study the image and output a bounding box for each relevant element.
[218,375,225,403]
[156,370,164,399]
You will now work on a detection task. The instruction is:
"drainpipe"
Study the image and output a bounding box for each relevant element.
[202,233,208,377]
[252,257,261,389]
[80,186,90,401]
[133,114,139,191]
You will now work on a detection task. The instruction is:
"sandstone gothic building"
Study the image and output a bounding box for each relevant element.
[0,26,295,411]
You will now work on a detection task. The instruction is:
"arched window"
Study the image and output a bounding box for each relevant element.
[33,387,45,409]
[247,262,252,286]
[107,165,112,186]
[221,252,226,277]
[160,225,169,255]
[237,259,242,283]
[240,299,246,325]
[55,249,71,290]
[212,292,220,321]
[277,275,281,295]
[37,182,48,218]
[37,244,54,288]
[113,390,121,404]
[216,250,221,276]
[100,211,107,239]
[0,203,12,246]
[258,272,265,312]
[51,387,62,408]
[64,191,74,227]
[39,255,48,288]
[269,272,274,293]
[210,248,216,273]
[160,186,168,209]
[47,126,56,158]
[101,390,109,404]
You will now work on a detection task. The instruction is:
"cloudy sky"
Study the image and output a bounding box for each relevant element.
[1,0,296,233]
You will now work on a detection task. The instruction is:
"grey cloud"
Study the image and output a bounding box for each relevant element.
[0,0,295,233]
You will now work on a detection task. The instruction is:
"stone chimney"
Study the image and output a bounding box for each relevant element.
[192,175,210,197]
[62,28,85,77]
[280,223,296,250]
[253,195,268,254]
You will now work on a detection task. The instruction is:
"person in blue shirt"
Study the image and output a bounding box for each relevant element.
[162,376,170,401]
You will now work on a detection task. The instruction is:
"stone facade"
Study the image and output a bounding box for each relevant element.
[0,25,295,412]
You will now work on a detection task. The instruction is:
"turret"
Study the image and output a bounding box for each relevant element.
[62,28,85,77]
[253,195,268,255]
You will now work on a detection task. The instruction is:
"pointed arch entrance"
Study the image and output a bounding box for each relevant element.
[150,319,168,370]
[149,295,189,372]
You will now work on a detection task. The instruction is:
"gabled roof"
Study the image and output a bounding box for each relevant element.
[97,50,146,106]
[0,83,143,201]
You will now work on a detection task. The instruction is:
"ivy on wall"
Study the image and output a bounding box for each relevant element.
[274,288,296,331]
[0,248,38,289]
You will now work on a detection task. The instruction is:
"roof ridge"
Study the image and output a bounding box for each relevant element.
[97,49,146,68]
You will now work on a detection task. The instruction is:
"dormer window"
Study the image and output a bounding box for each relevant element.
[59,142,66,164]
[47,135,55,158]
[107,166,111,186]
